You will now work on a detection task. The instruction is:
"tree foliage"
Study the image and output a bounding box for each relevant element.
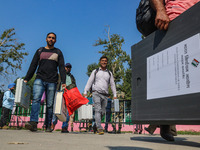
[86,63,99,77]
[0,28,28,77]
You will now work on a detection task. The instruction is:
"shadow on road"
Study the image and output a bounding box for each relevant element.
[130,136,200,148]
[107,146,152,150]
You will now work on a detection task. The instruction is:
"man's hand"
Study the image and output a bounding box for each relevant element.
[24,80,27,83]
[113,97,117,100]
[155,9,170,30]
[83,94,87,97]
[62,84,66,90]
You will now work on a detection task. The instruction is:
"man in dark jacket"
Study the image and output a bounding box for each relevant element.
[24,32,66,132]
[52,63,76,133]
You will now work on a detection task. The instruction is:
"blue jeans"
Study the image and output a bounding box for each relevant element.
[52,112,70,129]
[30,79,57,127]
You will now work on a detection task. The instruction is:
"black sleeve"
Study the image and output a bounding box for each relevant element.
[24,49,40,81]
[58,50,66,84]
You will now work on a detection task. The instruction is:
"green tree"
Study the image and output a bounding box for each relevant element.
[0,28,28,77]
[86,63,99,77]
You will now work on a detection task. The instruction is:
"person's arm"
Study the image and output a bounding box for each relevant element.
[150,0,170,30]
[58,50,66,89]
[83,70,95,97]
[24,49,40,82]
[109,72,117,99]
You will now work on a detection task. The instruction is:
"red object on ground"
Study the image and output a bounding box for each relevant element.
[63,87,89,116]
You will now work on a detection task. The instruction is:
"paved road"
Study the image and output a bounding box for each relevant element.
[0,130,200,150]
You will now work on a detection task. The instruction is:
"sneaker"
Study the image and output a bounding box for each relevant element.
[97,129,104,135]
[25,121,37,132]
[45,126,53,132]
[2,125,9,130]
[61,127,69,133]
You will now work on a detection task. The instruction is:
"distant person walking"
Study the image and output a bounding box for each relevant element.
[24,32,66,132]
[0,83,16,128]
[84,56,117,135]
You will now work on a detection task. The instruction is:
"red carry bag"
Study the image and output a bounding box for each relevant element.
[63,84,89,116]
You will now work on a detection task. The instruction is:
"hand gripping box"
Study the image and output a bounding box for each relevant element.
[54,91,67,122]
[78,104,93,120]
[15,78,31,109]
[131,2,200,125]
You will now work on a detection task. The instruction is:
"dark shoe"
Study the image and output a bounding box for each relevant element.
[109,129,116,134]
[160,125,175,141]
[117,127,121,134]
[145,127,153,135]
[97,129,104,135]
[45,126,53,132]
[161,133,175,141]
[61,128,69,133]
[139,130,143,134]
[25,121,37,132]
[116,130,121,134]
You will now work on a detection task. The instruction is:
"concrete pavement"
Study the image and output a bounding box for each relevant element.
[0,130,200,150]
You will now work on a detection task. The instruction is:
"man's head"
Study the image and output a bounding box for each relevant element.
[99,56,108,69]
[8,83,15,91]
[65,63,72,74]
[46,32,56,47]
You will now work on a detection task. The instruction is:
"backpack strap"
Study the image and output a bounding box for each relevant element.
[93,68,99,85]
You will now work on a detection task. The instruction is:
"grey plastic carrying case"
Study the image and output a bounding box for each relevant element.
[53,91,68,122]
[131,2,200,125]
[15,78,31,109]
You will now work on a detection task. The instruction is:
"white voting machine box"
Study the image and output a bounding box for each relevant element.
[78,104,93,120]
[54,91,68,122]
[15,78,31,109]
[113,99,119,112]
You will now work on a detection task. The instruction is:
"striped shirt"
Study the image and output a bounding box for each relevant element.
[165,0,200,20]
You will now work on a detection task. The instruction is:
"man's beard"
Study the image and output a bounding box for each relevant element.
[47,41,55,47]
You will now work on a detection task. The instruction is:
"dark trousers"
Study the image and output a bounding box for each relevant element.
[0,107,11,127]
[104,110,111,130]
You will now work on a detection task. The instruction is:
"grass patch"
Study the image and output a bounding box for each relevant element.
[177,130,200,135]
